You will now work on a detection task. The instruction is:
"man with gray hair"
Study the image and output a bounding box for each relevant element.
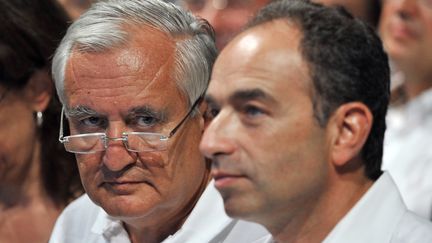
[49,0,268,242]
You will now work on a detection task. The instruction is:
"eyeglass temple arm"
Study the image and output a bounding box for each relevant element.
[59,107,65,142]
[168,95,203,138]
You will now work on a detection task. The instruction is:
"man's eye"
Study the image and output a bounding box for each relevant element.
[80,116,105,127]
[206,107,220,120]
[243,105,264,118]
[136,116,158,127]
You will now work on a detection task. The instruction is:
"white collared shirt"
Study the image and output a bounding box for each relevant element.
[259,173,432,243]
[383,88,432,220]
[324,172,432,243]
[49,180,270,243]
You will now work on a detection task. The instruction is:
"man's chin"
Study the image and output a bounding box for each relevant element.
[220,190,257,219]
[89,192,156,218]
[102,201,152,219]
[223,198,257,222]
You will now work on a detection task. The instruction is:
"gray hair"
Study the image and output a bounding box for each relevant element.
[52,0,217,110]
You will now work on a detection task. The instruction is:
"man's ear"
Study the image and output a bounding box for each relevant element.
[24,69,53,112]
[329,102,372,167]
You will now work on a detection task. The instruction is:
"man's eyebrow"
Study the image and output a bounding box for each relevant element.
[66,105,100,118]
[229,88,275,104]
[128,106,167,121]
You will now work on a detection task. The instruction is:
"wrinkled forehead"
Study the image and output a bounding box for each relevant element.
[65,25,176,91]
[63,26,185,110]
[70,25,174,74]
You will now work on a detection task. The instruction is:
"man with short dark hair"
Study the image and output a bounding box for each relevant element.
[200,0,432,242]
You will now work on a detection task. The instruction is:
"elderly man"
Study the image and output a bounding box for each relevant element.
[200,0,432,242]
[49,0,268,242]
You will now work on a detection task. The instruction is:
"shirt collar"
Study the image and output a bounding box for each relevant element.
[162,180,234,242]
[91,208,127,240]
[323,172,406,243]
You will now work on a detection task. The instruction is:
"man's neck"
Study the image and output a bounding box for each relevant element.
[125,170,212,243]
[268,172,374,243]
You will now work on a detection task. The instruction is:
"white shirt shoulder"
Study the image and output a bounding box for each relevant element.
[49,194,117,243]
[50,182,270,243]
[324,173,432,243]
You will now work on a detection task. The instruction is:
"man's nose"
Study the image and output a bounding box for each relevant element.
[102,125,136,172]
[199,109,237,160]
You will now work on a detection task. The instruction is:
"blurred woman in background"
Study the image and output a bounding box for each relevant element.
[56,0,95,20]
[0,0,83,242]
[379,0,432,220]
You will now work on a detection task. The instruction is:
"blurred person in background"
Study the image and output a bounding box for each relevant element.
[379,0,432,220]
[0,0,83,242]
[57,0,96,20]
[180,0,271,50]
[312,0,381,27]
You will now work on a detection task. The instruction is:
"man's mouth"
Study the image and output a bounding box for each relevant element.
[100,179,152,194]
[211,171,246,189]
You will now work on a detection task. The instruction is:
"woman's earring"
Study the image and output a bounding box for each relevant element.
[36,111,43,127]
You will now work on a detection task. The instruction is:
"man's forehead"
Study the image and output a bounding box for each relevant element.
[68,26,175,76]
[65,26,177,89]
[63,25,185,110]
[63,52,185,116]
[213,20,303,73]
[227,20,301,56]
[228,21,303,58]
[209,20,310,97]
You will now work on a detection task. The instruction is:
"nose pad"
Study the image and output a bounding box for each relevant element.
[102,135,136,172]
[103,136,127,148]
[102,133,129,152]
